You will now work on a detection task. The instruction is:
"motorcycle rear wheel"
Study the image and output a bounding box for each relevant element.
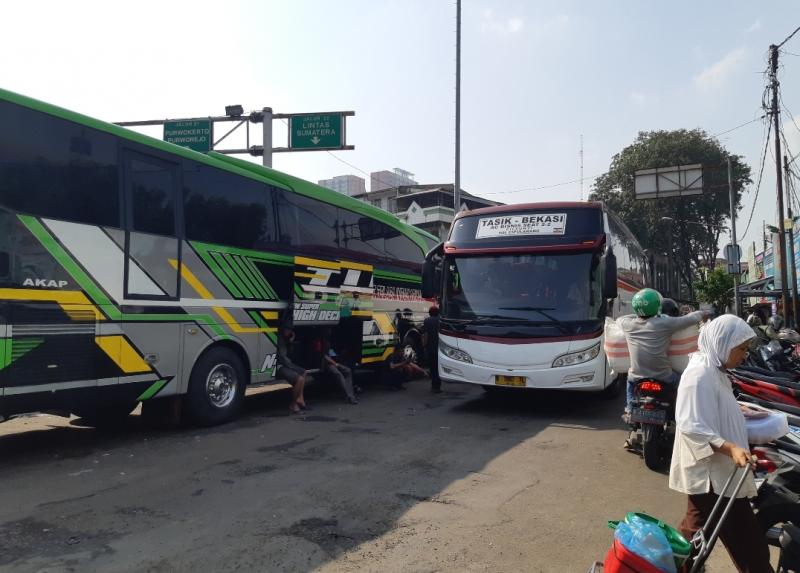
[642,424,669,471]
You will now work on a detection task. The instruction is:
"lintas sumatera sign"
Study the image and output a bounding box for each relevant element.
[475,213,567,239]
[289,114,343,149]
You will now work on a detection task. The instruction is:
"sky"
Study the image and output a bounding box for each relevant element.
[2,1,799,254]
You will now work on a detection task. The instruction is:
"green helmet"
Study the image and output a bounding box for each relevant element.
[632,288,662,318]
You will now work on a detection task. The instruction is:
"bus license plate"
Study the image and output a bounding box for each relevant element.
[630,407,666,425]
[496,375,526,387]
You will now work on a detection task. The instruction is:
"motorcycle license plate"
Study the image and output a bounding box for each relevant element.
[630,407,666,425]
[496,375,526,387]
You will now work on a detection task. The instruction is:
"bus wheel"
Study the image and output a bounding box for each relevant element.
[186,347,246,426]
[402,335,422,365]
[74,402,137,429]
[599,373,624,400]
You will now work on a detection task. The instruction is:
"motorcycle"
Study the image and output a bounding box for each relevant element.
[627,378,677,471]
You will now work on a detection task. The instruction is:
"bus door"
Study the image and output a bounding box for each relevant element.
[0,305,6,396]
[0,248,7,393]
[122,151,181,300]
[117,151,183,392]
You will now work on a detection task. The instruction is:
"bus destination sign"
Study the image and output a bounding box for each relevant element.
[475,213,567,239]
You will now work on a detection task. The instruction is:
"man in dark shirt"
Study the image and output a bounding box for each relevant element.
[423,305,441,393]
[276,327,307,414]
[321,336,358,404]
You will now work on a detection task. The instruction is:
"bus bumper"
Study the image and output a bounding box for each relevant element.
[438,337,610,392]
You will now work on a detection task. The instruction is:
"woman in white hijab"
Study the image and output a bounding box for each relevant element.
[669,314,772,573]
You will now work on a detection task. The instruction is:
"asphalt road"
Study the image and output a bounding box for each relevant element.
[0,378,733,573]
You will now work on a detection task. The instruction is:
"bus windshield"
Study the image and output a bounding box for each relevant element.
[442,253,604,325]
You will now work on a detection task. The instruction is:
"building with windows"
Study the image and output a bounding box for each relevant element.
[353,183,500,240]
[317,174,366,196]
[370,168,417,192]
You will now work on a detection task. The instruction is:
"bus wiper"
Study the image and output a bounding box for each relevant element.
[475,314,527,322]
[497,306,572,335]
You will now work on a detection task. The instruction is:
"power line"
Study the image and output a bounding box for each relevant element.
[780,93,800,139]
[778,25,800,49]
[313,114,766,200]
[481,116,766,196]
[713,115,766,138]
[741,118,773,239]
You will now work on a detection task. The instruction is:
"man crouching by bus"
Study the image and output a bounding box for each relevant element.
[277,327,308,414]
[620,289,707,424]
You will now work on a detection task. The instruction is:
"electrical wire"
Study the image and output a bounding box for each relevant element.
[778,25,800,49]
[308,112,767,199]
[741,119,772,239]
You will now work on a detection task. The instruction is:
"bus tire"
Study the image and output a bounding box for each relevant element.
[74,401,137,429]
[185,346,246,427]
[600,373,624,400]
[402,333,423,365]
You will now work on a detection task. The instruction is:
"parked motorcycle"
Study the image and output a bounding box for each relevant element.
[627,378,676,471]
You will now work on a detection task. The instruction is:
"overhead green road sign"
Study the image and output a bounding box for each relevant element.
[164,120,213,153]
[289,114,343,150]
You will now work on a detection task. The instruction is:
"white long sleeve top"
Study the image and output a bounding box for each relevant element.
[668,359,755,498]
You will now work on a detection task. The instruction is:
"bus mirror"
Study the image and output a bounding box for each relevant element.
[422,243,443,299]
[603,251,618,299]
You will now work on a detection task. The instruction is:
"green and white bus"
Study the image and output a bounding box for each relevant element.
[0,88,437,426]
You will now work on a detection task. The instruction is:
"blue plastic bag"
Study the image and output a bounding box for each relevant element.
[614,517,677,573]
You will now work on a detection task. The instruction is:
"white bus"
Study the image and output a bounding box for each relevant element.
[422,202,649,395]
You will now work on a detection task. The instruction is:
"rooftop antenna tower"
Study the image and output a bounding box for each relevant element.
[579,134,584,201]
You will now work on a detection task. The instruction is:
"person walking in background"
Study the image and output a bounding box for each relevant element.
[669,315,773,573]
[423,305,442,393]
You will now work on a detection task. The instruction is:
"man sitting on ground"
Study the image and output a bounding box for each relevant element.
[321,335,358,405]
[387,345,426,389]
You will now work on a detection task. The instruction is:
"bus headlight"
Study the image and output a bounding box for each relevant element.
[552,342,600,368]
[439,339,472,364]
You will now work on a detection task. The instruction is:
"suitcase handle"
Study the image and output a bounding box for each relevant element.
[689,461,754,573]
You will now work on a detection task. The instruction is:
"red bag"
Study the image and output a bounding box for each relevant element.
[603,538,670,573]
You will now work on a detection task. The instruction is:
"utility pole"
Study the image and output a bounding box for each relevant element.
[454,0,461,214]
[786,154,800,326]
[262,107,273,168]
[580,134,584,201]
[728,157,741,316]
[770,44,791,325]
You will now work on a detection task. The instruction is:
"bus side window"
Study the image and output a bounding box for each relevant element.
[385,232,424,264]
[0,99,120,228]
[183,161,276,250]
[0,251,8,279]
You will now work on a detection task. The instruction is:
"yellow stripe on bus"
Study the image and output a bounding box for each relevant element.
[340,260,372,272]
[295,256,340,270]
[294,272,329,279]
[362,346,394,364]
[260,311,279,319]
[0,288,104,321]
[170,260,276,334]
[95,335,152,373]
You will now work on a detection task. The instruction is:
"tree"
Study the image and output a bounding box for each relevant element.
[694,266,735,314]
[589,129,751,300]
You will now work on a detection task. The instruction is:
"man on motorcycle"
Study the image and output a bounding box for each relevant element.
[620,289,707,421]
